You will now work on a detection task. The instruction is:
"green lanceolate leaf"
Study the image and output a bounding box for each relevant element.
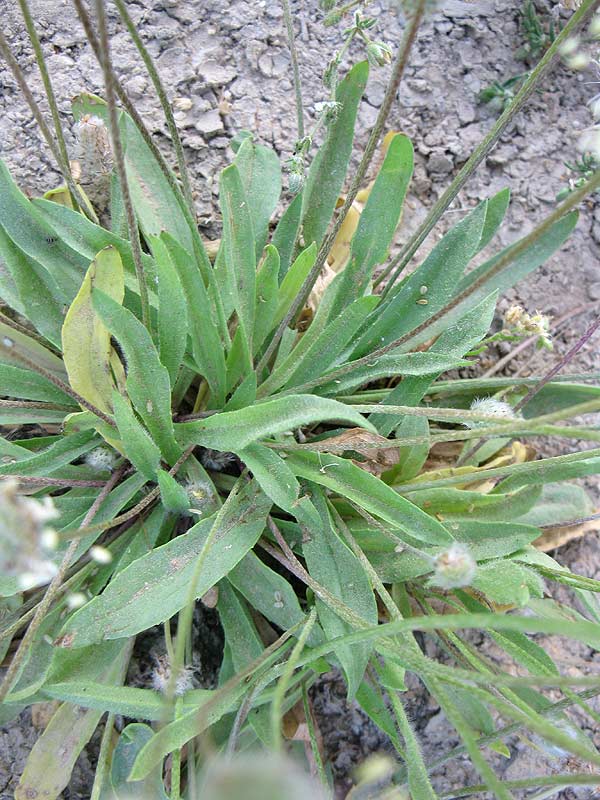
[159,233,226,405]
[386,415,430,482]
[515,483,593,527]
[0,430,97,478]
[301,61,369,251]
[329,133,414,318]
[175,395,374,451]
[410,210,580,348]
[42,682,209,720]
[229,551,319,640]
[112,392,161,480]
[157,469,191,514]
[235,443,300,510]
[62,246,125,415]
[0,365,76,406]
[253,245,280,354]
[371,292,497,435]
[0,225,65,347]
[0,321,66,381]
[0,160,86,299]
[33,198,157,289]
[60,481,272,645]
[353,199,488,356]
[217,581,272,745]
[153,237,188,386]
[286,451,453,547]
[272,192,303,279]
[15,703,105,800]
[272,242,316,329]
[15,642,131,800]
[92,289,180,463]
[261,296,379,396]
[316,351,471,396]
[303,491,377,699]
[220,162,256,361]
[478,187,510,251]
[102,723,168,799]
[235,137,282,259]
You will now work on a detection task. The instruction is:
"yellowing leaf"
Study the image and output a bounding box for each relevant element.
[62,245,124,414]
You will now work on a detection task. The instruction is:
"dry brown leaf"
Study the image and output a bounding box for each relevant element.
[534,514,600,552]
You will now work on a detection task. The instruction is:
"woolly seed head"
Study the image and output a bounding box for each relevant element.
[152,655,195,696]
[432,543,476,590]
[199,448,235,472]
[85,446,118,472]
[464,397,516,429]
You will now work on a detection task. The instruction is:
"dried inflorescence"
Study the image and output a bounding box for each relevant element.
[504,304,552,349]
[73,113,113,210]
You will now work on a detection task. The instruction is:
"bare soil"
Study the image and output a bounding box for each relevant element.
[1,0,599,796]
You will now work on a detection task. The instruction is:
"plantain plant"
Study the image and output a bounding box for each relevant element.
[1,0,600,798]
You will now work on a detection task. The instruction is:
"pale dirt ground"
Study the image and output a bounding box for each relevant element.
[1,0,600,796]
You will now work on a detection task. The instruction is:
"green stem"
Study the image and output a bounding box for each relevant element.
[387,690,438,800]
[90,713,115,800]
[256,0,427,374]
[0,31,82,212]
[394,445,600,493]
[282,0,305,140]
[440,775,600,800]
[170,475,245,699]
[72,0,212,285]
[375,0,599,293]
[301,685,328,786]
[170,697,183,800]
[0,338,116,428]
[430,678,515,800]
[270,608,317,751]
[94,0,151,330]
[16,0,80,210]
[112,0,196,220]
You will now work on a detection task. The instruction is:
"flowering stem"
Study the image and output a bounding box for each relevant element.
[270,607,317,751]
[256,0,427,375]
[112,0,196,221]
[94,0,151,331]
[514,314,600,412]
[282,0,305,140]
[170,476,246,703]
[72,0,212,285]
[16,0,80,211]
[482,301,599,378]
[0,31,82,214]
[89,713,115,800]
[375,0,600,294]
